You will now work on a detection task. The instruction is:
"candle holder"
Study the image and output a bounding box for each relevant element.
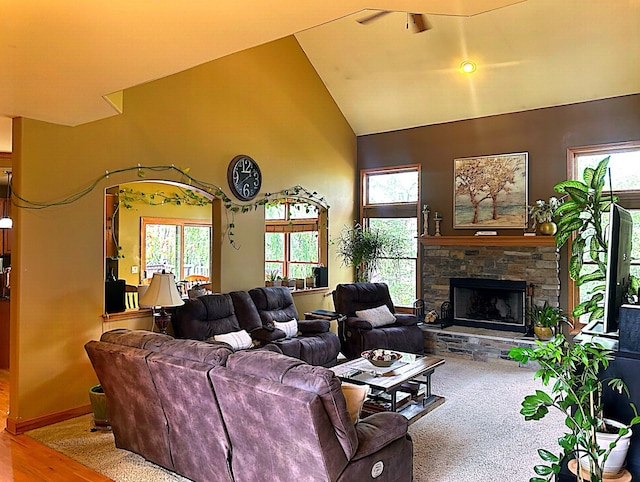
[434,218,442,236]
[434,213,442,237]
[422,209,430,236]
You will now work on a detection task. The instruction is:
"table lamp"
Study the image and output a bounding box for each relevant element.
[138,272,184,333]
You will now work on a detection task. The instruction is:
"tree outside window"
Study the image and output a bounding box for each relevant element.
[362,166,420,307]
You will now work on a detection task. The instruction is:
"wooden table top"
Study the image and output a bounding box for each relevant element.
[332,353,445,392]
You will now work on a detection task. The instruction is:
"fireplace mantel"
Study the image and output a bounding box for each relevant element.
[419,235,556,247]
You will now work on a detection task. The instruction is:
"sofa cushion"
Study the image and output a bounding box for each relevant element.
[248,287,299,324]
[212,330,253,350]
[100,328,173,350]
[173,294,241,340]
[274,319,298,338]
[156,338,233,365]
[355,304,396,327]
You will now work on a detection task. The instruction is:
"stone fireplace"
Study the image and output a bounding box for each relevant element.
[421,236,560,332]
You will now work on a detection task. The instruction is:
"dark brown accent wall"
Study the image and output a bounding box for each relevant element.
[357,93,640,311]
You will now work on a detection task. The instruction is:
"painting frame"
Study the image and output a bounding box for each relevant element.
[453,152,528,229]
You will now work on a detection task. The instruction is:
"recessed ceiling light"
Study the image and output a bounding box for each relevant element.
[460,60,477,74]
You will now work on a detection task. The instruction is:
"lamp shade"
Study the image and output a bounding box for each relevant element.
[139,273,184,308]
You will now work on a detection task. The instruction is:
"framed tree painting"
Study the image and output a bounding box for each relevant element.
[454,152,528,229]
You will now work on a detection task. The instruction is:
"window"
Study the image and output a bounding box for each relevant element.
[361,166,420,307]
[265,201,327,280]
[569,142,640,323]
[142,217,211,281]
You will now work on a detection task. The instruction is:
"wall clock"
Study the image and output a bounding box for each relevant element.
[227,154,262,201]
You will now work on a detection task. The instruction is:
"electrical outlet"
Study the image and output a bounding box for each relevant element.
[131,266,139,274]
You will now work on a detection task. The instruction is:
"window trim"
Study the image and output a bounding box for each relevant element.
[141,216,212,281]
[264,200,328,279]
[360,164,422,308]
[567,141,640,323]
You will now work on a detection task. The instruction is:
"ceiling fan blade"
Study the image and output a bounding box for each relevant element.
[357,11,391,25]
[410,14,432,33]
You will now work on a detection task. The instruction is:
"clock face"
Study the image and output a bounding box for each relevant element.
[227,155,262,201]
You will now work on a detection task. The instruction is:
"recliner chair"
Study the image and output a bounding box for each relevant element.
[248,286,341,367]
[333,282,424,359]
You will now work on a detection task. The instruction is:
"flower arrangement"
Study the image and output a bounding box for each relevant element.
[528,197,560,230]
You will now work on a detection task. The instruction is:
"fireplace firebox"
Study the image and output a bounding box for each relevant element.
[450,278,526,332]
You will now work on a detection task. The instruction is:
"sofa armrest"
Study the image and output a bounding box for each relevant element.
[250,327,286,344]
[352,412,409,461]
[394,314,418,326]
[344,316,373,331]
[297,318,330,334]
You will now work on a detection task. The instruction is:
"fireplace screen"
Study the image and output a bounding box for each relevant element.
[450,278,526,332]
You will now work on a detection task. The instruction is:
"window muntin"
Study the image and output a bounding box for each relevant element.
[362,166,420,308]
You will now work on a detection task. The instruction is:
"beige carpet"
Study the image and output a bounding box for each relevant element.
[27,356,564,481]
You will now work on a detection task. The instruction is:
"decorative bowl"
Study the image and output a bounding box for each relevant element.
[361,349,402,367]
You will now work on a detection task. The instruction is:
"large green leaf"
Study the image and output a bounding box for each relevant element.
[564,186,589,204]
[569,253,584,280]
[591,156,610,190]
[555,228,573,249]
[583,167,595,186]
[554,199,580,217]
[554,180,588,195]
[576,271,605,286]
[556,210,582,230]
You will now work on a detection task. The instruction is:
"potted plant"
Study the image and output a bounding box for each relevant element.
[529,197,560,235]
[335,222,400,282]
[510,335,640,481]
[553,156,639,324]
[265,269,278,287]
[527,302,571,340]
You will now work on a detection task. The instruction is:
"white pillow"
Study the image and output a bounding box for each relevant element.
[341,382,370,424]
[274,319,299,338]
[213,330,253,350]
[355,304,396,327]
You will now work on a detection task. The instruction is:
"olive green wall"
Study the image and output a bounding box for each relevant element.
[10,36,356,424]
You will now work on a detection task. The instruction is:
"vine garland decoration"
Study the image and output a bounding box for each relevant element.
[10,164,330,248]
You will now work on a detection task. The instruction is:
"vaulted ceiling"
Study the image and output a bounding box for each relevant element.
[1,0,638,152]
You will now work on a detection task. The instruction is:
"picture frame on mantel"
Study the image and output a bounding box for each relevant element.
[453,152,528,229]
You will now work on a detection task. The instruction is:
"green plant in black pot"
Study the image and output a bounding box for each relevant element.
[510,335,640,481]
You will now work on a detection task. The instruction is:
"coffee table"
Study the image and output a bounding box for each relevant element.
[332,352,445,424]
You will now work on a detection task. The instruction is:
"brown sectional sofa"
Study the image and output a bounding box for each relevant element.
[85,329,414,482]
[173,286,341,367]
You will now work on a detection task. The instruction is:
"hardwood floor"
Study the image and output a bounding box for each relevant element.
[0,370,112,481]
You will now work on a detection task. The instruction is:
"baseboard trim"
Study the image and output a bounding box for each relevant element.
[5,403,92,435]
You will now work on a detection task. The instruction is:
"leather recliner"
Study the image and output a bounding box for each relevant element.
[333,282,424,359]
[247,286,341,367]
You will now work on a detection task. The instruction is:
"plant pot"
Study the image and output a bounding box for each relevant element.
[281,280,289,287]
[538,221,557,236]
[295,278,305,290]
[88,384,110,428]
[306,277,315,288]
[265,280,274,287]
[578,418,632,478]
[273,280,282,287]
[534,324,554,341]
